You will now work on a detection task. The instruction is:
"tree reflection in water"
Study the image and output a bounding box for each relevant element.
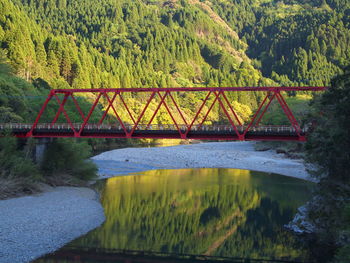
[36,168,314,263]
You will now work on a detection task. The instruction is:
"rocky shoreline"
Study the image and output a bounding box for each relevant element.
[93,141,313,181]
[0,141,313,263]
[0,187,105,263]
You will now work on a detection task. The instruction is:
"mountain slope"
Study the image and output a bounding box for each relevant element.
[207,0,350,85]
[5,0,272,92]
[0,0,349,125]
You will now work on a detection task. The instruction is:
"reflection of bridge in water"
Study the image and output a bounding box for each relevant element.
[38,247,311,263]
[4,87,326,141]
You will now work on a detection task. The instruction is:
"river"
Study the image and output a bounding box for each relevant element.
[34,167,313,262]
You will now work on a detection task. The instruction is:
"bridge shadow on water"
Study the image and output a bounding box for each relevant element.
[35,247,313,263]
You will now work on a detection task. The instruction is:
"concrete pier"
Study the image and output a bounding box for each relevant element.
[35,138,51,164]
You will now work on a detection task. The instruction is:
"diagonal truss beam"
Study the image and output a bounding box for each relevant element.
[157,92,183,137]
[185,91,212,136]
[98,93,118,125]
[70,94,85,120]
[53,94,77,135]
[78,92,102,136]
[214,91,242,139]
[119,93,136,125]
[146,92,168,129]
[220,91,242,126]
[51,93,70,125]
[168,92,188,127]
[275,91,303,138]
[243,92,274,137]
[254,93,275,127]
[27,91,54,137]
[100,92,128,135]
[24,87,325,140]
[129,92,156,137]
[197,92,218,128]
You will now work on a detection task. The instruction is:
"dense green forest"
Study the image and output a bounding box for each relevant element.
[304,67,350,263]
[208,0,350,86]
[0,0,348,134]
[0,0,348,200]
[0,0,349,126]
[4,0,271,89]
[0,0,348,129]
[0,54,100,198]
[3,0,349,90]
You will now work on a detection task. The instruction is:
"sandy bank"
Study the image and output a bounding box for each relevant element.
[0,187,105,263]
[93,141,313,181]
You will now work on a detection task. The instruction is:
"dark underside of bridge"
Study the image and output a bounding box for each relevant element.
[10,128,304,141]
[38,247,311,263]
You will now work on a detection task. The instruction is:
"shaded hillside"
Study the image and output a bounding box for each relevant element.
[208,0,350,86]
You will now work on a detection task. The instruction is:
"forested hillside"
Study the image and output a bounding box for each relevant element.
[0,0,348,120]
[0,58,98,198]
[0,0,347,128]
[208,0,350,86]
[2,0,273,92]
[4,0,349,91]
[0,0,349,193]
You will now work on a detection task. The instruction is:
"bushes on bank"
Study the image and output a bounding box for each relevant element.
[0,136,41,199]
[41,139,97,183]
[0,136,98,199]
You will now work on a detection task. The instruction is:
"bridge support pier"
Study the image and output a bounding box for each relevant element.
[34,138,51,165]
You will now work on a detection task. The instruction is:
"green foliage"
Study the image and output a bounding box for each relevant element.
[0,0,348,195]
[260,94,313,125]
[0,0,347,130]
[0,60,98,193]
[0,0,281,126]
[333,205,350,262]
[208,0,349,86]
[304,68,350,262]
[0,136,40,180]
[306,67,350,180]
[41,139,97,182]
[0,49,13,75]
[333,245,350,263]
[2,0,268,92]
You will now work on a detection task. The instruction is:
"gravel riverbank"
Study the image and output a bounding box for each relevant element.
[93,141,312,181]
[0,187,105,263]
[0,141,311,263]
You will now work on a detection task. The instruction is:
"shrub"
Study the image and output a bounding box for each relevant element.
[0,136,41,199]
[41,138,97,183]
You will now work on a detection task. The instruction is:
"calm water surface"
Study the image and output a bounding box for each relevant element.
[35,168,313,262]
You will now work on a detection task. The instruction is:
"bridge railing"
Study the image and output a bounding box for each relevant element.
[0,123,307,134]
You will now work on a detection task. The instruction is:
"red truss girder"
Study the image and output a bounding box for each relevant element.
[25,87,327,141]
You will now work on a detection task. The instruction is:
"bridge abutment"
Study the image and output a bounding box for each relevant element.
[34,138,51,165]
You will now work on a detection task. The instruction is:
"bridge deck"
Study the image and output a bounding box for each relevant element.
[1,124,307,141]
[39,246,310,263]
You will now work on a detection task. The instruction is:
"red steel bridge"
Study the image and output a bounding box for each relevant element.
[2,87,326,141]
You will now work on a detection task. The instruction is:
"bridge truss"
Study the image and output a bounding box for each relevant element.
[6,87,326,141]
